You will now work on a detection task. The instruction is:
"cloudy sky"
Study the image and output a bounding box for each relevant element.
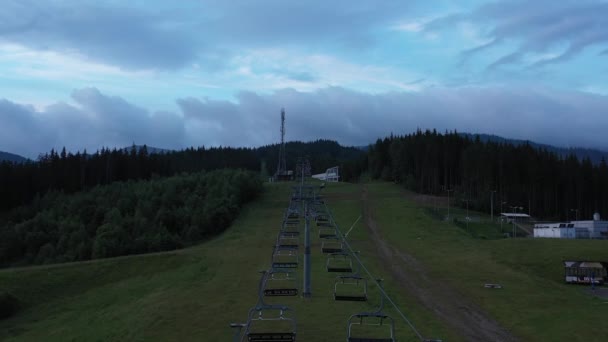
[1,0,608,158]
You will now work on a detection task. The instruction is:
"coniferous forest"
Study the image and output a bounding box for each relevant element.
[0,140,365,267]
[0,140,366,212]
[3,132,608,268]
[0,170,262,267]
[367,130,608,221]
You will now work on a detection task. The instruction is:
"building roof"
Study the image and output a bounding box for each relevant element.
[501,213,531,218]
[564,261,608,268]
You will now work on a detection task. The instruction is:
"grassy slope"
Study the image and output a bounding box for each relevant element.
[0,182,456,341]
[4,181,604,341]
[367,182,608,341]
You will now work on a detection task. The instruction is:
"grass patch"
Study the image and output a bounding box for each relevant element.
[367,182,608,341]
[0,182,457,341]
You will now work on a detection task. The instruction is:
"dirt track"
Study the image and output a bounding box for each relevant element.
[361,185,517,342]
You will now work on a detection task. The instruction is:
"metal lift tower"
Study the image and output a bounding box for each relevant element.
[274,108,289,180]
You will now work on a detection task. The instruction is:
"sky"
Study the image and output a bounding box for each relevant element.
[1,0,608,158]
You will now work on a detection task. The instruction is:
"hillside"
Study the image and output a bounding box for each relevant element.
[0,170,262,267]
[2,181,607,341]
[0,151,27,163]
[461,133,608,164]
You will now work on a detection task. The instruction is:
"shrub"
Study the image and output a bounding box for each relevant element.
[0,291,19,319]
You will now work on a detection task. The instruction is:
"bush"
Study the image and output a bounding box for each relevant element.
[0,291,19,319]
[0,169,263,267]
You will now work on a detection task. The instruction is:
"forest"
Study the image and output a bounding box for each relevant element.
[0,169,262,267]
[367,129,608,221]
[4,131,608,267]
[0,140,366,212]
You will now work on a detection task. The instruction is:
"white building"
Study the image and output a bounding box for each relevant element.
[312,166,339,182]
[534,213,608,239]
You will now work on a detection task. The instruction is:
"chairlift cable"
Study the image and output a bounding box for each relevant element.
[325,205,426,342]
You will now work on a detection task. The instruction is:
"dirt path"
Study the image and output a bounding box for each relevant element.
[361,185,517,342]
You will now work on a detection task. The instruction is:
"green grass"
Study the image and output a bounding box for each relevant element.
[3,181,605,341]
[366,182,608,342]
[0,182,456,341]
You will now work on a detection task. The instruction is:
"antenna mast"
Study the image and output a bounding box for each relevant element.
[275,108,287,179]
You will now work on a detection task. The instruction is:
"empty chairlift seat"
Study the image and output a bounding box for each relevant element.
[315,214,331,224]
[347,312,395,342]
[321,237,343,253]
[326,253,354,273]
[272,248,298,269]
[263,269,298,297]
[230,271,297,342]
[318,226,337,239]
[334,275,367,301]
[277,234,299,250]
[245,307,297,342]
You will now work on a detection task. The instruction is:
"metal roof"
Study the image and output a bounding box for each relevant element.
[501,213,531,218]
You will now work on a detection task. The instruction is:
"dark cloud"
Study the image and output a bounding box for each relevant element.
[428,0,608,69]
[0,88,185,158]
[0,0,414,71]
[3,86,608,158]
[0,99,54,158]
[175,86,608,152]
[0,1,199,70]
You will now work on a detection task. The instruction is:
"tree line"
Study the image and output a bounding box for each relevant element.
[368,129,608,221]
[0,140,365,212]
[0,169,262,267]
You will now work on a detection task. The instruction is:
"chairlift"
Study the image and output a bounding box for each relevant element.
[264,269,298,297]
[272,248,298,268]
[319,227,337,238]
[230,271,297,342]
[279,231,299,238]
[326,253,353,273]
[285,219,300,226]
[334,275,367,301]
[317,221,334,228]
[277,234,299,250]
[316,214,330,223]
[346,280,395,342]
[282,223,300,235]
[321,237,343,253]
[286,206,300,219]
[347,313,394,342]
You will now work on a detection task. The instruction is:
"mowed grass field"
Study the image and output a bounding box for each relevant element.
[366,182,608,341]
[1,181,607,341]
[0,182,456,342]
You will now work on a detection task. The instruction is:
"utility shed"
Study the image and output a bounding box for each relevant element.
[312,166,339,182]
[564,261,608,285]
[534,213,608,239]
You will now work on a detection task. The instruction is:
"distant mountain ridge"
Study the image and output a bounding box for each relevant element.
[4,135,608,164]
[460,133,608,164]
[0,151,28,163]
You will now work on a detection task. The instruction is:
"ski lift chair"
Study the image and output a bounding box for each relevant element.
[318,227,337,238]
[321,236,343,253]
[279,230,299,238]
[271,248,299,269]
[231,271,297,342]
[264,269,298,297]
[334,275,367,301]
[317,221,334,228]
[315,214,330,223]
[326,253,353,273]
[277,234,299,250]
[347,313,395,342]
[346,280,395,342]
